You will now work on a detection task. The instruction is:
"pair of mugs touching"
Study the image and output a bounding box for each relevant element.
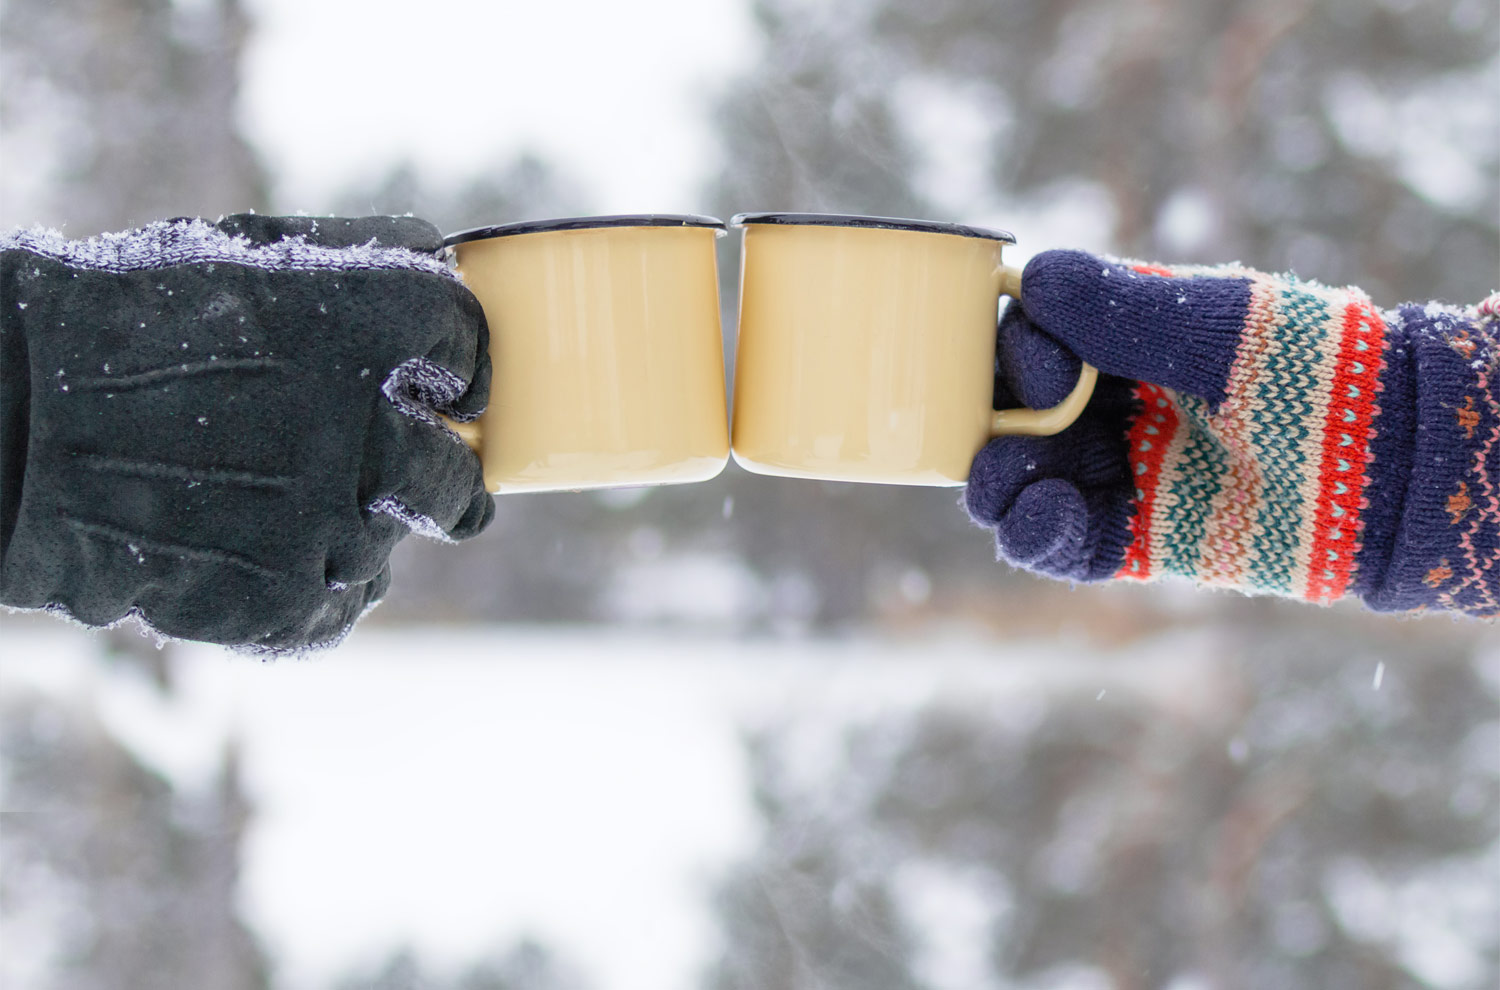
[442,212,1098,494]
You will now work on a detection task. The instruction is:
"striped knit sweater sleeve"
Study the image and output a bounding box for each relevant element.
[966,250,1500,618]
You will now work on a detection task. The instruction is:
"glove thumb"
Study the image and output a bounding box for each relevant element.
[1020,249,1253,405]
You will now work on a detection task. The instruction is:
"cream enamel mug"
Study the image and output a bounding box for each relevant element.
[728,212,1096,486]
[443,215,730,494]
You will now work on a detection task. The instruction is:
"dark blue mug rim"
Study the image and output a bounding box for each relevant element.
[730,212,1015,244]
[446,214,726,246]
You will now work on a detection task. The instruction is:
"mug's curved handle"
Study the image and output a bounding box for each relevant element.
[988,263,1097,437]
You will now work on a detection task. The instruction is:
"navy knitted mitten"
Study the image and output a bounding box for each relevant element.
[1,215,493,651]
[966,249,1500,617]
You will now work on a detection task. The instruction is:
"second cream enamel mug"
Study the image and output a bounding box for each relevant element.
[728,212,1096,487]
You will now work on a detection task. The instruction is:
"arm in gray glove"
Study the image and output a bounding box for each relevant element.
[1,214,493,653]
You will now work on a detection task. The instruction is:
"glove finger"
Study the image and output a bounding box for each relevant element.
[362,562,393,616]
[364,402,494,543]
[966,433,1082,526]
[969,380,1139,525]
[432,288,490,422]
[378,278,491,423]
[324,512,406,590]
[1002,480,1140,583]
[995,299,1084,410]
[995,477,1089,569]
[1020,249,1251,403]
[214,214,445,253]
[967,387,1138,582]
[143,560,375,654]
[262,565,388,653]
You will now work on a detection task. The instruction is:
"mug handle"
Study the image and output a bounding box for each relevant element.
[988,264,1097,437]
[441,416,483,452]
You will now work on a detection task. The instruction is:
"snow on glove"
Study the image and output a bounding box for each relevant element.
[1,214,494,652]
[966,249,1500,617]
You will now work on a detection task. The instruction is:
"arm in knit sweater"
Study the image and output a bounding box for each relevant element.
[965,250,1500,618]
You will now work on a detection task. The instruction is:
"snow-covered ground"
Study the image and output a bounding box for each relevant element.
[0,618,1228,990]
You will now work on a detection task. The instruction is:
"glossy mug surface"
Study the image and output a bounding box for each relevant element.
[444,215,731,494]
[729,213,1096,487]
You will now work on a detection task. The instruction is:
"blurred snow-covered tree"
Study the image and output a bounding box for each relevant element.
[0,0,270,233]
[333,154,591,237]
[709,0,931,219]
[712,0,1499,304]
[332,940,590,990]
[0,692,271,990]
[705,618,1500,988]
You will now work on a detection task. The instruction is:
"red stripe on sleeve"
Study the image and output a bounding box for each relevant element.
[1117,382,1180,581]
[1303,301,1386,603]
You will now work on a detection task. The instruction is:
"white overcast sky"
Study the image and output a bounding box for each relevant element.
[239,0,758,216]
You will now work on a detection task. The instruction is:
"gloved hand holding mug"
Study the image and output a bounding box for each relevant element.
[1,214,493,652]
[966,250,1499,618]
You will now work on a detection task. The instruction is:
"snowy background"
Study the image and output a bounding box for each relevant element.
[2,0,1499,988]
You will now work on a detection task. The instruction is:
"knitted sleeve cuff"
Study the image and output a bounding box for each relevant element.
[1110,270,1391,602]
